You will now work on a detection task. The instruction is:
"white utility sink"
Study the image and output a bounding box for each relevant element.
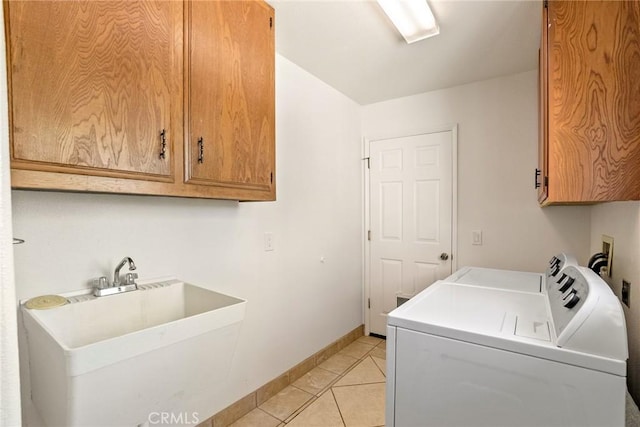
[22,279,246,427]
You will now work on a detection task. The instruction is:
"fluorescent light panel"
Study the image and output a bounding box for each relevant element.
[376,0,439,44]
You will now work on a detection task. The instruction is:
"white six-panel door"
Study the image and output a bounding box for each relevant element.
[367,129,455,336]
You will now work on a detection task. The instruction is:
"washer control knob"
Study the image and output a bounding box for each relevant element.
[551,264,561,276]
[556,273,567,284]
[564,292,580,309]
[559,277,575,292]
[561,288,574,300]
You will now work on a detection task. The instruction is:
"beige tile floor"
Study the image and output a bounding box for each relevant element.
[230,336,386,427]
[229,335,640,427]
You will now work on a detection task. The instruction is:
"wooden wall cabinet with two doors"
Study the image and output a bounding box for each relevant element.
[537,0,640,206]
[4,0,275,201]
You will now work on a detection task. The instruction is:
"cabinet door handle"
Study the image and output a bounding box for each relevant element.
[159,129,167,159]
[197,137,204,163]
[535,168,541,189]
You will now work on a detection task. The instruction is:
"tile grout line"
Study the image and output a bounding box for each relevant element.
[369,355,386,378]
[228,335,388,427]
[328,341,386,427]
[293,365,341,396]
[255,408,281,426]
[284,358,358,423]
[331,380,386,390]
[256,382,318,423]
[282,392,318,424]
[330,345,387,427]
[284,342,384,425]
[330,387,348,427]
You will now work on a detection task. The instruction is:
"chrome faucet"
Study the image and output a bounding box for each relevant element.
[113,256,136,286]
[92,256,139,297]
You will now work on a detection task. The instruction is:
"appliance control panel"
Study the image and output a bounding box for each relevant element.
[548,266,589,340]
[545,253,577,284]
[547,266,627,360]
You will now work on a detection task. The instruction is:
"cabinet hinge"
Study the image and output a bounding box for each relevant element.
[269,17,273,28]
[543,0,548,8]
[367,230,371,241]
[270,172,273,184]
[363,157,370,169]
[368,298,371,309]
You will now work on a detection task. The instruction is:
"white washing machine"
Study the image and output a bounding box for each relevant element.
[386,264,628,427]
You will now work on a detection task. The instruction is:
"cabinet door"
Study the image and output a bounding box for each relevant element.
[7,1,179,181]
[547,0,640,202]
[537,2,549,204]
[187,0,275,196]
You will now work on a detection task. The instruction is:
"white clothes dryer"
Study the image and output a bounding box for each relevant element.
[445,253,577,293]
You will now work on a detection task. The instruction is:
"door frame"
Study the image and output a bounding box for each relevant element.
[362,124,458,336]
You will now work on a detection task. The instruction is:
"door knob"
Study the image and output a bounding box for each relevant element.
[440,253,449,261]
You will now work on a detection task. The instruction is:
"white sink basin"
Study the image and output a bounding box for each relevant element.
[22,278,246,427]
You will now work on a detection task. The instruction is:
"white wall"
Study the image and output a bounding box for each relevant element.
[11,42,618,425]
[363,70,592,271]
[590,202,640,400]
[12,54,363,422]
[0,11,21,427]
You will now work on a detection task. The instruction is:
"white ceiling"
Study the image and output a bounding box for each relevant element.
[270,0,542,105]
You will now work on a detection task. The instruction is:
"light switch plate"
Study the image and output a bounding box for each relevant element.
[472,230,483,246]
[264,232,275,251]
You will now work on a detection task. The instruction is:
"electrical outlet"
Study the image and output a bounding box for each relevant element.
[602,235,614,277]
[622,279,630,307]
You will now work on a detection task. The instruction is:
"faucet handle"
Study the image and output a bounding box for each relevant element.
[91,276,109,290]
[124,272,138,286]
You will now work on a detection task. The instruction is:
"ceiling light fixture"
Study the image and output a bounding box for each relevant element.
[376,0,440,44]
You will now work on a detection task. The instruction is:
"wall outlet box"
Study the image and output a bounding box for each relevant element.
[622,279,630,307]
[602,235,614,277]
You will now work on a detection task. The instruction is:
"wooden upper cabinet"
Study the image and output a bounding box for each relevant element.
[6,0,275,200]
[540,0,640,205]
[537,3,549,204]
[6,1,180,181]
[186,0,275,199]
